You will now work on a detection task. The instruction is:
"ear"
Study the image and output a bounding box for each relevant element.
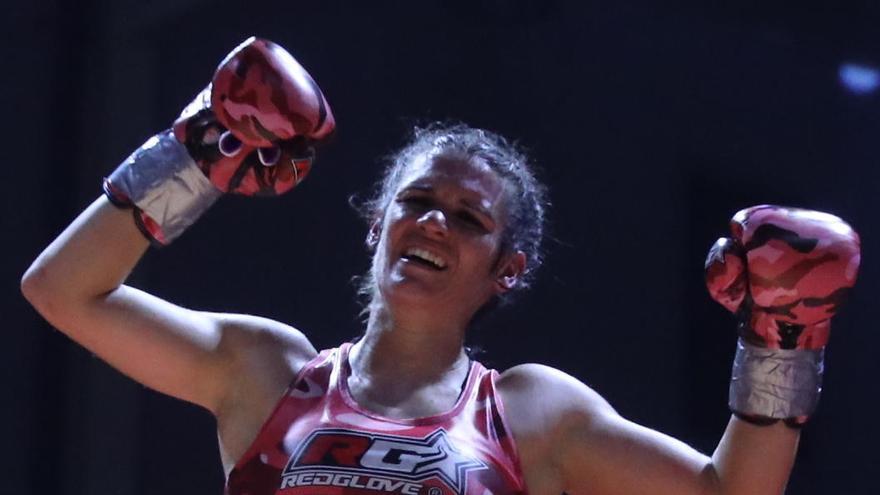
[365,221,381,250]
[494,251,527,293]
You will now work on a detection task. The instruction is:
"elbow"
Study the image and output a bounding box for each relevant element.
[701,462,723,495]
[21,262,48,309]
[21,261,69,325]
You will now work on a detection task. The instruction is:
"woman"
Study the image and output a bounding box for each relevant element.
[22,38,857,495]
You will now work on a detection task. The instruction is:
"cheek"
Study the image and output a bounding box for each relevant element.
[464,235,504,269]
[382,204,409,233]
[373,212,408,267]
[379,221,405,255]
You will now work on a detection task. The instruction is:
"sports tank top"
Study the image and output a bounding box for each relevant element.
[226,343,527,495]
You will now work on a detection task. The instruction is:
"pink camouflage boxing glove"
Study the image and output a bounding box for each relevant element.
[104,37,335,245]
[705,205,860,426]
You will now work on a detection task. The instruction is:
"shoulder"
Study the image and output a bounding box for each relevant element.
[210,313,318,414]
[496,365,715,495]
[497,363,616,421]
[496,363,617,448]
[494,364,619,489]
[212,312,317,362]
[207,314,321,465]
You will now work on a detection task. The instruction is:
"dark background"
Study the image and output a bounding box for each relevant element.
[4,0,878,493]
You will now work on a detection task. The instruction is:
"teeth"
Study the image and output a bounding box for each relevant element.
[404,247,447,269]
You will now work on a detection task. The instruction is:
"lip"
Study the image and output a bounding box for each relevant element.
[399,256,447,273]
[398,239,454,272]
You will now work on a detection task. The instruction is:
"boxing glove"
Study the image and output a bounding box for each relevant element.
[705,205,860,424]
[104,37,335,245]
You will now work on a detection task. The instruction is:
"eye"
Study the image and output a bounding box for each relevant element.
[397,194,432,210]
[457,211,488,231]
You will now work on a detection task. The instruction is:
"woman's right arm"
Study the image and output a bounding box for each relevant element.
[21,196,317,415]
[20,38,335,418]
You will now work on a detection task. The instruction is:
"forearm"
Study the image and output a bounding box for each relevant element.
[710,416,799,495]
[22,196,149,319]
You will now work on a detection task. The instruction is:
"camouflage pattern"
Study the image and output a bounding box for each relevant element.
[173,37,335,196]
[705,205,860,350]
[105,37,335,245]
[225,344,526,495]
[706,205,860,425]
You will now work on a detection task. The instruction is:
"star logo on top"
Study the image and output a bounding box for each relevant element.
[280,428,488,495]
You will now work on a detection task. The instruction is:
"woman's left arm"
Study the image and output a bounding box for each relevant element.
[499,206,859,495]
[498,364,798,495]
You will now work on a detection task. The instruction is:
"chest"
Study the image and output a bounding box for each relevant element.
[345,377,465,421]
[222,352,528,495]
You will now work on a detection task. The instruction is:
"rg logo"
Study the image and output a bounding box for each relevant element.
[283,428,487,494]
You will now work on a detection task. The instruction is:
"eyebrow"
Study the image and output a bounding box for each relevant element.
[401,184,496,223]
[460,198,494,220]
[403,183,432,192]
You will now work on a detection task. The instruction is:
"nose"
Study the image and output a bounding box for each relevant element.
[416,209,448,237]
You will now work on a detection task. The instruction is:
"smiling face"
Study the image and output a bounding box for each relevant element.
[368,151,526,324]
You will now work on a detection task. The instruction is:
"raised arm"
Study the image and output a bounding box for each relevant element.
[499,365,797,495]
[21,196,317,413]
[499,205,860,495]
[21,38,335,416]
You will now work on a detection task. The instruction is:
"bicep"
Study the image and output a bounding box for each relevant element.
[500,365,717,495]
[560,409,717,495]
[72,284,227,410]
[22,197,317,416]
[56,285,315,414]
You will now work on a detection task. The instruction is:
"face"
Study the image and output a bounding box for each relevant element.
[369,152,525,321]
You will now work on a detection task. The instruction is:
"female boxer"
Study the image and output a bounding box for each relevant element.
[22,38,859,495]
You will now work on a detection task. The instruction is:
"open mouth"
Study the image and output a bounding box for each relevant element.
[402,247,448,270]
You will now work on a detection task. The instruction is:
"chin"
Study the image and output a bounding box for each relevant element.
[384,279,443,303]
[375,275,453,312]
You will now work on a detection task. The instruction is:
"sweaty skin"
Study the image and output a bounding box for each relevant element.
[22,152,798,495]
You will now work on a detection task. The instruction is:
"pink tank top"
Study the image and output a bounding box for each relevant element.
[226,343,527,495]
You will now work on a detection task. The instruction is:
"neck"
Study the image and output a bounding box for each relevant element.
[351,300,470,386]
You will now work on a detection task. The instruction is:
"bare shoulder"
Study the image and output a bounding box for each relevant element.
[206,313,319,468]
[213,312,317,364]
[211,313,318,418]
[495,364,618,495]
[498,364,715,495]
[497,363,616,428]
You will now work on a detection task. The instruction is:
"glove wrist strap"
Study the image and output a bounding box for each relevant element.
[729,338,824,421]
[103,130,221,245]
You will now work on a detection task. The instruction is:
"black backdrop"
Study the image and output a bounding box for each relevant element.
[4,1,879,494]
